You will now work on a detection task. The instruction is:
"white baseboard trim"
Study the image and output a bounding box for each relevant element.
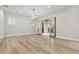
[41,33,54,36]
[56,36,79,41]
[4,33,38,37]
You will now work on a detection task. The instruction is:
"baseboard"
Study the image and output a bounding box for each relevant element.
[4,33,38,37]
[56,36,79,41]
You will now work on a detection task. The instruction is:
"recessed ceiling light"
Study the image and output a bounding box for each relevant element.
[19,10,23,13]
[47,6,50,8]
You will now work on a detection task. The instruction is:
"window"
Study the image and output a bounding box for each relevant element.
[7,17,16,29]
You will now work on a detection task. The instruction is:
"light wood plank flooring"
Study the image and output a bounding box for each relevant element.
[0,35,79,54]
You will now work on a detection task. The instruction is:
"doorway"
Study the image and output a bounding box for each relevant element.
[42,17,56,37]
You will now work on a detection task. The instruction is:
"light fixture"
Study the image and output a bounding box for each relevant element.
[31,8,38,19]
[47,6,50,8]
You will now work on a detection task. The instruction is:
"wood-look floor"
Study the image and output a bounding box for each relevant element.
[0,35,79,54]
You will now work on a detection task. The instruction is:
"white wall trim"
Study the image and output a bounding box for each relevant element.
[56,36,79,41]
[4,33,38,37]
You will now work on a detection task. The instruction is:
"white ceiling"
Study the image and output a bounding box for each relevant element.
[1,5,72,17]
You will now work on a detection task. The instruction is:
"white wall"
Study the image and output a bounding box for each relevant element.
[4,12,37,36]
[4,6,79,40]
[0,8,4,38]
[39,6,79,40]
